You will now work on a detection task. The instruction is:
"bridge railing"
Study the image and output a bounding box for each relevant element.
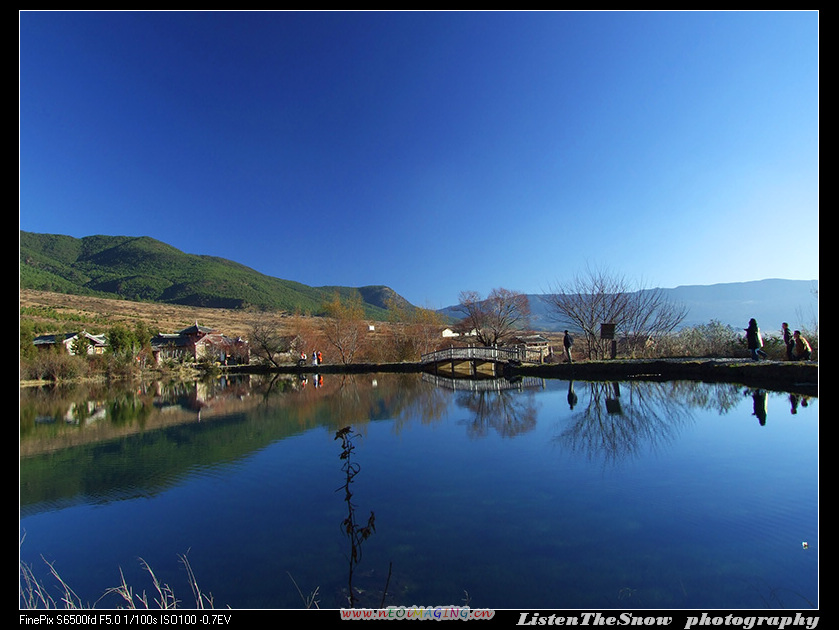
[422,372,545,392]
[420,345,527,365]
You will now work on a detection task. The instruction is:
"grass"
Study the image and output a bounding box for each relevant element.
[19,545,221,610]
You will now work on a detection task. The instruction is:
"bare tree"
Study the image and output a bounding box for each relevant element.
[322,292,366,364]
[248,313,297,368]
[544,266,687,359]
[621,287,689,356]
[455,288,531,347]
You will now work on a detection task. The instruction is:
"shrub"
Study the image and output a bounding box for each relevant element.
[660,320,741,358]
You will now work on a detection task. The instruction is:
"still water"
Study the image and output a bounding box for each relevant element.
[20,372,818,610]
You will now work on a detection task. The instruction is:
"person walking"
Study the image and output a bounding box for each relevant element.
[563,330,574,363]
[782,323,794,360]
[792,331,812,360]
[745,318,768,360]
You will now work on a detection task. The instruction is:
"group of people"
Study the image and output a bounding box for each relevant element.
[299,350,324,366]
[746,319,812,361]
[557,321,811,363]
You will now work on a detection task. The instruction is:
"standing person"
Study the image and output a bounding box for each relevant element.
[745,318,768,360]
[312,350,319,366]
[792,331,812,360]
[563,330,574,363]
[317,350,323,365]
[782,323,794,360]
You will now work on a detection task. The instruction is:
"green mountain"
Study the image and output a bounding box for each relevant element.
[19,231,413,319]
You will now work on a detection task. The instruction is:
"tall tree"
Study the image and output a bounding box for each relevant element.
[455,288,530,347]
[322,292,366,364]
[386,297,446,360]
[544,266,687,359]
[107,324,139,359]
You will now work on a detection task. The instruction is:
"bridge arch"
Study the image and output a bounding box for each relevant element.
[420,345,528,377]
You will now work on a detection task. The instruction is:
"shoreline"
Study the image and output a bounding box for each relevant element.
[224,358,819,396]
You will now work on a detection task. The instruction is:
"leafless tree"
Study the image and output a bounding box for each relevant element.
[621,287,689,356]
[248,313,297,368]
[544,266,687,359]
[455,288,531,347]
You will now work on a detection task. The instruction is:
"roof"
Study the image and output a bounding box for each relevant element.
[178,322,216,335]
[515,334,550,344]
[151,333,193,349]
[33,331,107,346]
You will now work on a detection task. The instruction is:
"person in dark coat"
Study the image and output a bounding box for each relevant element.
[563,330,574,363]
[745,318,768,360]
[782,322,794,360]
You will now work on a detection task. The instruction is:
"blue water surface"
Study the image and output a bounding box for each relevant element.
[20,375,818,610]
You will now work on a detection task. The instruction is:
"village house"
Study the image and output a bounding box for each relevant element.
[32,331,108,355]
[441,327,477,338]
[150,322,250,365]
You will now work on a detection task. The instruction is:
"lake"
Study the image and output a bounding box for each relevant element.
[19,371,818,610]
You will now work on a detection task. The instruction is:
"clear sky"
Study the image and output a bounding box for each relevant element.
[19,11,819,309]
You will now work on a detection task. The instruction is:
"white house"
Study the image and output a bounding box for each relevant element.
[33,331,108,355]
[441,327,477,338]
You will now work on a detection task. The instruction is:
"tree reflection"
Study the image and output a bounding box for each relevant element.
[455,388,539,438]
[557,381,703,465]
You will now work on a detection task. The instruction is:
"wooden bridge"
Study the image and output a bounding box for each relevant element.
[420,345,529,377]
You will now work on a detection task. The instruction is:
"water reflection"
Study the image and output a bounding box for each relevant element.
[750,388,769,425]
[19,373,818,609]
[21,374,814,461]
[558,381,715,465]
[20,374,816,512]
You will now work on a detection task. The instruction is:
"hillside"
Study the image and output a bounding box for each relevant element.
[20,231,411,319]
[21,231,818,336]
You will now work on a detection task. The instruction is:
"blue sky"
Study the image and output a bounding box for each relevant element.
[20,11,819,308]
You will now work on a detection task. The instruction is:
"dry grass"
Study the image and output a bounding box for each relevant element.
[19,543,220,610]
[20,289,268,339]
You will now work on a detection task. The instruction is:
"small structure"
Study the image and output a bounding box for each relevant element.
[150,322,249,365]
[441,327,477,338]
[33,331,108,355]
[513,334,552,363]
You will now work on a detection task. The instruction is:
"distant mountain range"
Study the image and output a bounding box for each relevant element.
[636,280,818,331]
[441,280,818,333]
[21,231,817,332]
